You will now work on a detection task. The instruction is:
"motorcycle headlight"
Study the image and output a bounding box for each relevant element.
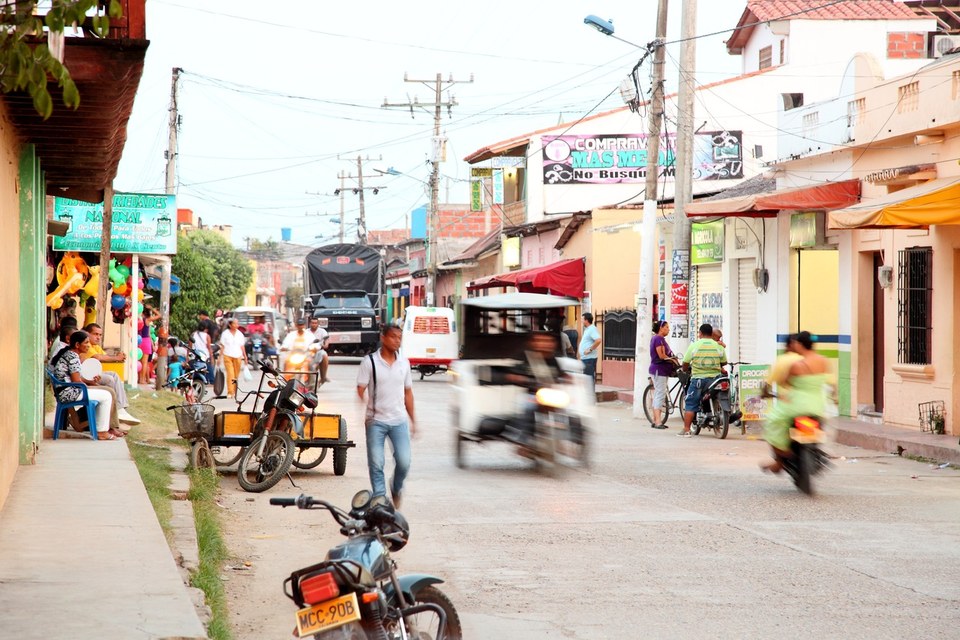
[535,388,570,409]
[288,352,306,366]
[316,318,328,328]
[288,389,305,408]
[361,317,372,328]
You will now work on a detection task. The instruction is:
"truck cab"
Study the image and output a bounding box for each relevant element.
[307,289,380,356]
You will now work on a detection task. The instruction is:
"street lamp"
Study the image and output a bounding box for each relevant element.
[585,8,667,420]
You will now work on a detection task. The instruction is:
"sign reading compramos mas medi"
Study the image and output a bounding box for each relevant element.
[53,193,177,255]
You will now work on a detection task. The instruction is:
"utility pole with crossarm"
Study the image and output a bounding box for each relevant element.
[383,72,473,304]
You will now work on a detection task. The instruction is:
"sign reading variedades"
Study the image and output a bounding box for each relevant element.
[53,193,177,254]
[541,131,743,185]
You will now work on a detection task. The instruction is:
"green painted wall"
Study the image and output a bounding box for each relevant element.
[18,145,43,463]
[838,350,851,417]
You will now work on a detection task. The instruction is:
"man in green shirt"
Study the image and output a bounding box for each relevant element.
[678,323,727,437]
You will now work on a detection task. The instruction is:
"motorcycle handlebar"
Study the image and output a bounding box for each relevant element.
[269,497,297,507]
[269,494,349,524]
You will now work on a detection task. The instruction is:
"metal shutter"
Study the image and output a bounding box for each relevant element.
[737,259,758,363]
[694,264,723,331]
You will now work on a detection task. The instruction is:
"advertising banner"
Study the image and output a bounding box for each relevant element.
[53,193,177,254]
[691,220,724,265]
[541,130,743,185]
[738,364,771,421]
[492,169,504,204]
[470,179,484,211]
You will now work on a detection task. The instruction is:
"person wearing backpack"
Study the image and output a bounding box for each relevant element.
[356,323,417,509]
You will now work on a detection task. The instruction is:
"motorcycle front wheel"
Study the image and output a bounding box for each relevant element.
[404,585,463,640]
[237,431,295,493]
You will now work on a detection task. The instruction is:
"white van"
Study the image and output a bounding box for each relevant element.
[401,306,458,379]
[228,306,281,345]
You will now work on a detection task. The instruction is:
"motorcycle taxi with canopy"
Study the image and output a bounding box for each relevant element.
[451,293,593,475]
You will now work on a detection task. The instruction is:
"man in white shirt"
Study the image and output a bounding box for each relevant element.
[308,316,330,384]
[218,319,247,396]
[356,324,416,508]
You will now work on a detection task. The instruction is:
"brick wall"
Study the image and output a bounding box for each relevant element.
[887,32,926,59]
[436,206,491,239]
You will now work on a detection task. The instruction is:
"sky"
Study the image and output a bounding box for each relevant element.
[114,0,747,248]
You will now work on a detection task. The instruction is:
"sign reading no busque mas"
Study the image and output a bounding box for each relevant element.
[53,193,177,254]
[540,130,743,185]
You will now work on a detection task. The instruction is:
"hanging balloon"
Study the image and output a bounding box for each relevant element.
[136,347,143,360]
[137,318,144,331]
[116,264,131,280]
[136,361,143,373]
[137,289,144,302]
[137,302,144,315]
[110,294,126,310]
[137,278,145,290]
[113,283,129,296]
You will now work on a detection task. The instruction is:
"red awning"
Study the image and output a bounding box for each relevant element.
[686,179,861,218]
[467,258,585,299]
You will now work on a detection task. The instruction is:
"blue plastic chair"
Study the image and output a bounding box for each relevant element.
[44,368,100,440]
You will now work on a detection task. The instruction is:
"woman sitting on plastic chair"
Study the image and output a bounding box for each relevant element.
[50,330,124,440]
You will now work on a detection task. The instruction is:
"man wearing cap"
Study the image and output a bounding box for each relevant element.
[280,317,316,372]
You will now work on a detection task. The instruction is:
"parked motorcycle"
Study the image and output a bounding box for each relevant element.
[166,342,209,403]
[236,360,318,493]
[690,375,733,439]
[780,415,831,495]
[247,332,268,367]
[270,491,462,639]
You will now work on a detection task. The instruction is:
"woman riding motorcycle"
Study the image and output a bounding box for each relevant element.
[761,331,834,473]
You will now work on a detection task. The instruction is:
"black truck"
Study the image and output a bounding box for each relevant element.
[303,244,384,356]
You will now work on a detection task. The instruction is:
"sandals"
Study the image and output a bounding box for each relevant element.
[97,432,118,440]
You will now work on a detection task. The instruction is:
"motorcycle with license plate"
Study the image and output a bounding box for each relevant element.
[762,385,831,495]
[271,491,461,639]
[690,374,733,439]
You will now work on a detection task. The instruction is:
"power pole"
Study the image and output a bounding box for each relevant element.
[336,156,385,245]
[672,0,698,352]
[159,66,181,334]
[383,72,473,305]
[633,0,669,419]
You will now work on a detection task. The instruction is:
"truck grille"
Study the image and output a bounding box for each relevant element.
[327,317,364,332]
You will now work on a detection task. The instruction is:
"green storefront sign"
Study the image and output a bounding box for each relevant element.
[691,220,724,265]
[738,364,771,421]
[53,193,177,254]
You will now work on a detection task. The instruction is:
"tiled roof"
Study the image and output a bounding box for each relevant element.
[747,0,922,22]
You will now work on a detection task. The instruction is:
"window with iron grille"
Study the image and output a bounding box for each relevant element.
[897,247,932,364]
[601,309,636,360]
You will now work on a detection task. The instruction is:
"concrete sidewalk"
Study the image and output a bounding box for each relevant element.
[610,388,960,465]
[0,438,207,640]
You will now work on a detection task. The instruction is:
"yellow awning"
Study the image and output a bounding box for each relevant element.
[829,177,960,229]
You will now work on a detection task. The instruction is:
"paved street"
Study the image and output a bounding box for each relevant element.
[214,361,960,639]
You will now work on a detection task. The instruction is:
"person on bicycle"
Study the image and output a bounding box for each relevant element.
[678,323,727,438]
[649,320,679,429]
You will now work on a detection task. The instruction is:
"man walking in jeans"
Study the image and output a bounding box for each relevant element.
[356,324,416,508]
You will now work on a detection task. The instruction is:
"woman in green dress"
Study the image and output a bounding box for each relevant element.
[761,331,834,473]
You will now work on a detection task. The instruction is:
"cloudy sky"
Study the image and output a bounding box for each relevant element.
[114,0,746,247]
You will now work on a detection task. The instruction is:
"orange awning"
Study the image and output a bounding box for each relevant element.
[686,179,861,218]
[468,258,585,299]
[829,177,960,229]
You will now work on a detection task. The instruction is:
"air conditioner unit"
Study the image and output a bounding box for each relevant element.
[931,34,960,59]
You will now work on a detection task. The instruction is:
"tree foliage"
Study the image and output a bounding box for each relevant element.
[170,231,253,340]
[246,238,282,261]
[285,285,303,310]
[0,1,123,118]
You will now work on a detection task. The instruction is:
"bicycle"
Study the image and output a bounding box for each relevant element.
[642,369,691,427]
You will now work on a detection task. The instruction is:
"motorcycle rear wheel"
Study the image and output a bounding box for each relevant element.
[237,431,295,493]
[794,446,814,495]
[711,399,730,439]
[210,445,245,468]
[405,585,463,640]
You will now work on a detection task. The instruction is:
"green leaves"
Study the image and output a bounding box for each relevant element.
[0,0,125,118]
